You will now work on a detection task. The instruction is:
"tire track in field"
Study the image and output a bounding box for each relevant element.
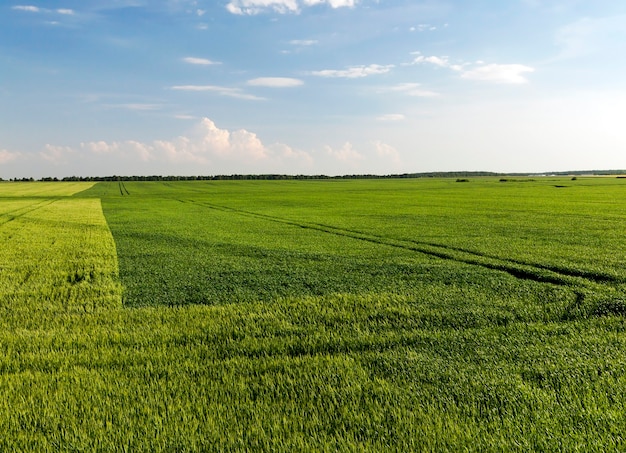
[0,199,59,228]
[413,242,622,284]
[191,200,607,288]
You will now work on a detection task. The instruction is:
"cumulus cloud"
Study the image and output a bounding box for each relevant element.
[311,64,394,78]
[324,142,364,163]
[461,64,535,84]
[171,85,266,101]
[75,118,312,171]
[373,140,401,164]
[247,77,304,87]
[226,0,356,15]
[182,57,221,65]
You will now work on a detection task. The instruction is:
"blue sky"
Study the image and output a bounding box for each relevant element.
[1,0,626,177]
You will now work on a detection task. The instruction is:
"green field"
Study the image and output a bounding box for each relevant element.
[2,178,626,450]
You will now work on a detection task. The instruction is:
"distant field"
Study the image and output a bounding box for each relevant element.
[2,178,626,450]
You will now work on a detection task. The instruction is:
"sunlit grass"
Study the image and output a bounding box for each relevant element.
[1,179,626,450]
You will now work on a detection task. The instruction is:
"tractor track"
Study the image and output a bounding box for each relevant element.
[189,200,614,289]
[0,199,59,228]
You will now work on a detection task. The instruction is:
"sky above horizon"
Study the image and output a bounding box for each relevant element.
[1,0,626,178]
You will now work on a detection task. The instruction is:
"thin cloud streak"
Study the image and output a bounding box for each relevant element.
[247,77,304,87]
[311,64,394,78]
[182,57,221,65]
[171,85,266,101]
[226,0,356,15]
[12,5,41,12]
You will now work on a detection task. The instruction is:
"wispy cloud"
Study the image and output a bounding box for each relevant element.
[311,64,393,78]
[555,15,626,59]
[388,83,439,97]
[12,5,76,15]
[12,5,41,12]
[171,85,266,101]
[41,145,75,163]
[247,77,304,87]
[290,39,318,46]
[108,103,162,111]
[182,57,221,65]
[377,114,406,122]
[226,0,356,15]
[0,149,22,164]
[410,53,464,71]
[461,64,534,84]
[410,24,437,32]
[411,52,534,85]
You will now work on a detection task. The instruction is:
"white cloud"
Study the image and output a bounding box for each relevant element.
[12,5,76,15]
[76,118,313,170]
[303,0,356,7]
[324,142,363,163]
[270,143,314,165]
[41,145,75,163]
[389,83,439,97]
[410,52,534,85]
[247,77,304,87]
[0,149,22,164]
[311,64,394,78]
[182,57,221,65]
[410,53,463,71]
[171,85,266,101]
[290,39,318,46]
[461,64,534,84]
[413,24,436,32]
[109,103,161,111]
[226,0,356,15]
[373,140,401,164]
[226,0,299,15]
[12,5,41,12]
[377,114,406,122]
